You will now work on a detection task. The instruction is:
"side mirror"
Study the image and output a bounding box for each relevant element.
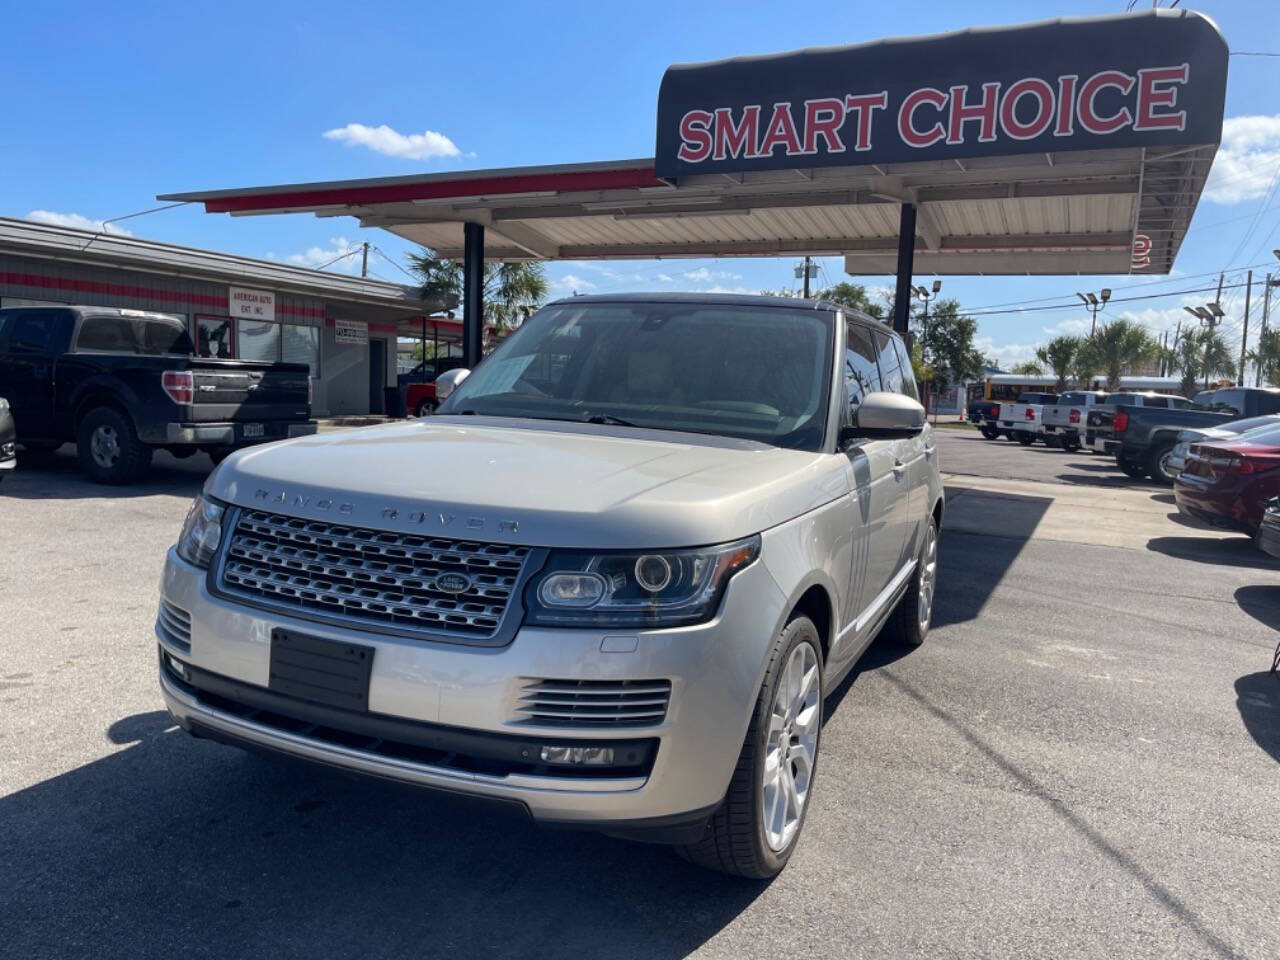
[842,392,925,447]
[434,367,471,402]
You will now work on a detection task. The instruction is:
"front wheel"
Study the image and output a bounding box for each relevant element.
[677,616,823,879]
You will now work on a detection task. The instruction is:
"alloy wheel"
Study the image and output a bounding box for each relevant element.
[762,642,820,852]
[918,521,938,630]
[91,425,120,468]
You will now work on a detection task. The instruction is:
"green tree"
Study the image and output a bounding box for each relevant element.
[1035,335,1082,392]
[1070,336,1100,389]
[1092,319,1156,390]
[817,282,885,320]
[1010,360,1045,376]
[407,251,548,331]
[911,298,985,394]
[1197,329,1236,388]
[1249,327,1280,387]
[1172,334,1203,399]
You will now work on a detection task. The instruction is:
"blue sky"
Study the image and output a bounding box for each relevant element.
[3,0,1278,367]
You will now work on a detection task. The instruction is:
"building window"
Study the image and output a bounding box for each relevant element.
[282,323,320,377]
[195,315,235,358]
[232,318,319,376]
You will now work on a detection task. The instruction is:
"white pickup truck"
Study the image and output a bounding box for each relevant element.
[997,391,1058,445]
[1042,391,1111,452]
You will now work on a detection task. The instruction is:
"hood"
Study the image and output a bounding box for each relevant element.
[207,416,848,549]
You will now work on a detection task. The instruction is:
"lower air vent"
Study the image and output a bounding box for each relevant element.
[515,679,672,727]
[156,599,192,652]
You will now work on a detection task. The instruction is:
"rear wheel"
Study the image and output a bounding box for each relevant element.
[886,514,938,646]
[416,400,436,418]
[1043,435,1060,448]
[677,616,823,879]
[1147,442,1178,486]
[980,424,1000,440]
[1062,438,1081,453]
[1016,433,1035,446]
[76,407,151,484]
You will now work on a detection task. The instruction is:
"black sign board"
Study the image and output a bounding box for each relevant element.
[655,11,1228,180]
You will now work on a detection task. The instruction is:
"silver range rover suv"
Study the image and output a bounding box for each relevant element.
[157,293,943,878]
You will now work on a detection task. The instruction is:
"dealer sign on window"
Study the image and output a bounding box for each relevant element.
[334,320,368,345]
[228,287,275,322]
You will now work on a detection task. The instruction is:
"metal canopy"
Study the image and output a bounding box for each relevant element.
[159,9,1228,349]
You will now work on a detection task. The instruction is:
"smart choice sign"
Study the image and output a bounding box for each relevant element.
[654,12,1228,179]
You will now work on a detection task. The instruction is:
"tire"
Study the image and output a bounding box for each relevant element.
[76,407,152,484]
[1043,435,1060,448]
[1118,457,1148,480]
[1147,441,1178,486]
[1062,439,1081,453]
[1004,431,1017,441]
[207,449,233,466]
[165,446,198,459]
[980,424,1000,440]
[1016,433,1035,446]
[677,615,823,879]
[885,513,939,647]
[416,400,436,418]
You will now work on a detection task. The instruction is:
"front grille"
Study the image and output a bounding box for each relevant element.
[156,599,192,652]
[217,509,531,640]
[515,679,672,727]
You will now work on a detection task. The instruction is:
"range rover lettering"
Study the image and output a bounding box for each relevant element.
[156,294,943,878]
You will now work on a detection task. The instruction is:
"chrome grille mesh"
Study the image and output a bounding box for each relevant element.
[217,509,530,639]
[515,679,672,727]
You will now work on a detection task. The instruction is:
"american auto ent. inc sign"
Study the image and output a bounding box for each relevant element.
[654,12,1228,179]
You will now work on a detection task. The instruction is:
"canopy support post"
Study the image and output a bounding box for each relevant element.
[892,203,916,336]
[463,222,484,368]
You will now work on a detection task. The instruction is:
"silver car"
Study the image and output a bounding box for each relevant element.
[156,294,943,878]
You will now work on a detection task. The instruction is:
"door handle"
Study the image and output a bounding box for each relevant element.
[892,458,906,478]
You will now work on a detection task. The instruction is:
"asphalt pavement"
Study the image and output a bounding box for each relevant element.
[1,435,1278,959]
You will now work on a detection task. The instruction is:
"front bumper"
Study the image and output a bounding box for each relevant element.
[164,421,318,447]
[156,545,787,830]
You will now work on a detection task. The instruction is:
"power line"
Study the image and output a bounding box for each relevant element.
[313,247,364,271]
[1231,51,1280,57]
[371,245,419,282]
[968,280,1252,318]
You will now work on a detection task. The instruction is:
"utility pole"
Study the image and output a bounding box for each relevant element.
[1260,273,1276,386]
[803,256,811,298]
[361,242,369,278]
[1239,270,1252,386]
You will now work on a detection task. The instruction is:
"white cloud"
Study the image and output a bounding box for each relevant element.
[322,123,463,160]
[974,336,1042,369]
[554,273,597,292]
[26,210,132,236]
[698,284,754,295]
[683,267,742,282]
[281,236,370,274]
[1203,115,1280,205]
[656,273,674,283]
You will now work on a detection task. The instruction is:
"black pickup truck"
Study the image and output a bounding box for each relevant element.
[1088,387,1280,484]
[0,306,315,484]
[967,399,1001,439]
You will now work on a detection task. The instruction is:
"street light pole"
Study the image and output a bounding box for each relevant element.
[913,280,942,421]
[1076,288,1112,335]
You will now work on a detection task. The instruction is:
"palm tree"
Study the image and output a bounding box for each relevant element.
[1172,333,1203,399]
[1010,360,1045,376]
[1092,319,1155,390]
[1035,335,1081,392]
[1070,336,1099,389]
[1197,329,1235,388]
[407,250,549,332]
[1249,328,1280,387]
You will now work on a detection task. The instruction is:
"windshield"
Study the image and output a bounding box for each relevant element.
[439,301,835,450]
[1225,415,1280,435]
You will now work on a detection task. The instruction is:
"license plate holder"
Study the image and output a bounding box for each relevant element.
[243,423,265,438]
[269,630,374,711]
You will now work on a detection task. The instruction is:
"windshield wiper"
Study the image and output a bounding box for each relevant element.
[583,413,639,427]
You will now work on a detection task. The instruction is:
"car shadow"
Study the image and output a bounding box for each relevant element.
[1234,584,1280,631]
[934,487,1052,627]
[0,711,768,959]
[1150,493,1176,505]
[1055,473,1157,490]
[1234,672,1280,765]
[1147,536,1280,569]
[1,448,210,500]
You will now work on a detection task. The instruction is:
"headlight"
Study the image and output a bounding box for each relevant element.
[175,495,226,568]
[0,397,9,412]
[525,536,760,628]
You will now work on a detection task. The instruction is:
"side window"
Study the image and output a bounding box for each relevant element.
[1171,397,1191,409]
[889,334,919,400]
[871,328,904,395]
[1213,390,1242,415]
[7,312,53,354]
[76,316,139,353]
[844,322,881,421]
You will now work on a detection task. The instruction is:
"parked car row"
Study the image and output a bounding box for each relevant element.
[972,385,1280,555]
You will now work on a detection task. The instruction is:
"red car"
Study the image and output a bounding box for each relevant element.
[1173,424,1280,535]
[402,357,466,417]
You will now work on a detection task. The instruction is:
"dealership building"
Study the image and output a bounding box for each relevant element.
[0,217,456,416]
